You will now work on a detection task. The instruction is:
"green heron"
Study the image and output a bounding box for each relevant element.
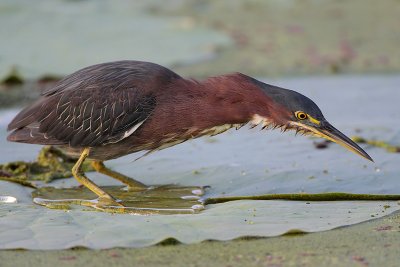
[7,60,372,211]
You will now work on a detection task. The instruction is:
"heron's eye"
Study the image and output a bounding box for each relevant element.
[295,111,308,120]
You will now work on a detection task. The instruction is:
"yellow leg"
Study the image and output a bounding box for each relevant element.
[91,161,147,190]
[72,148,122,206]
[33,149,207,214]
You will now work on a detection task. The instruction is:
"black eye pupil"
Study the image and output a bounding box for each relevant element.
[298,113,306,119]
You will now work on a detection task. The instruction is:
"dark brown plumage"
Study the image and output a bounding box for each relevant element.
[7,61,167,149]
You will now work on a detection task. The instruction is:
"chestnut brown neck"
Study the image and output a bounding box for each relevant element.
[199,73,279,123]
[147,73,290,138]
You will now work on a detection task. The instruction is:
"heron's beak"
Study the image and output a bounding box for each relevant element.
[290,121,373,162]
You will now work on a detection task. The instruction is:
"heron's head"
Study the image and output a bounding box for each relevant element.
[251,79,373,162]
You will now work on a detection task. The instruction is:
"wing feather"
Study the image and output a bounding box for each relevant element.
[36,88,156,147]
[6,61,175,147]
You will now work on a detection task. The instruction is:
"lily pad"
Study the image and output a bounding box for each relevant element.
[0,75,400,249]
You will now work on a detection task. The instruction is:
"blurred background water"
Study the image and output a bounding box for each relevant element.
[1,0,400,82]
[0,0,231,79]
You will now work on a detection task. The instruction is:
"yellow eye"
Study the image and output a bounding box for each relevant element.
[295,111,308,120]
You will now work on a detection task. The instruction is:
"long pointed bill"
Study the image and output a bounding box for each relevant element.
[291,121,373,162]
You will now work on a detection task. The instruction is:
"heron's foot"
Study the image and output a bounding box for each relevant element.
[32,185,208,215]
